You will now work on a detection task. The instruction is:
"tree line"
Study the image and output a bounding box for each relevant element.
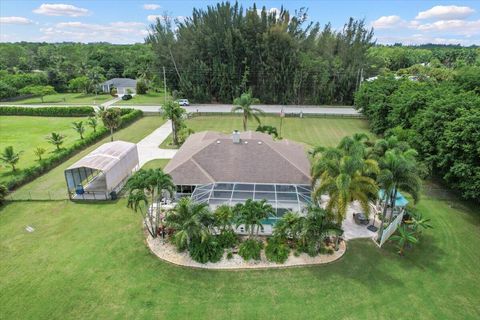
[355,66,480,202]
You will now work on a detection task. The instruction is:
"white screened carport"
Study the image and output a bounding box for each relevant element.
[65,140,139,200]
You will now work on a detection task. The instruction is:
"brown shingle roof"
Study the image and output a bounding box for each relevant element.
[164,131,310,185]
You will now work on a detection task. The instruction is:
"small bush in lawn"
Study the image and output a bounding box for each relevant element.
[217,230,238,249]
[238,239,263,261]
[265,237,290,264]
[188,236,224,264]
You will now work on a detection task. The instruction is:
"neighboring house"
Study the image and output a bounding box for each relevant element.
[64,141,139,200]
[164,130,312,233]
[101,78,137,95]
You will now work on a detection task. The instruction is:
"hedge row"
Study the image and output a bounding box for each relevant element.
[5,108,143,190]
[0,106,96,117]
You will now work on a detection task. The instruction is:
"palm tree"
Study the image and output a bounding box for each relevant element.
[0,146,22,172]
[87,116,98,133]
[311,147,379,223]
[161,101,185,146]
[165,197,214,249]
[72,121,85,139]
[231,92,264,131]
[234,199,274,238]
[46,132,65,151]
[390,225,418,256]
[273,211,302,242]
[100,108,122,141]
[214,204,234,232]
[126,169,175,238]
[33,147,46,161]
[376,148,422,243]
[298,205,343,252]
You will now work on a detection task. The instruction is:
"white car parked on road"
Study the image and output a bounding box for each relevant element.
[178,99,190,106]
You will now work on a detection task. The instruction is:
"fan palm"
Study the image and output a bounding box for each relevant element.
[0,146,22,172]
[165,197,214,249]
[46,132,65,151]
[390,225,418,256]
[234,199,274,238]
[231,92,264,131]
[72,121,85,139]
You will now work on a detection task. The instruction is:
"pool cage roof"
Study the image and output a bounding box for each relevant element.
[191,182,312,218]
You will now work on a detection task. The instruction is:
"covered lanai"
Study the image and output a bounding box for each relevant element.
[65,140,139,200]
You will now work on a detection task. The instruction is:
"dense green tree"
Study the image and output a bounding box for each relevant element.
[100,108,122,141]
[19,85,56,103]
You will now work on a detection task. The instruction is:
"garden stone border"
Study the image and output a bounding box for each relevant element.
[147,236,346,270]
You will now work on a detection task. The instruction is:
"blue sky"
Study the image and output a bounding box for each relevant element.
[1,1,479,45]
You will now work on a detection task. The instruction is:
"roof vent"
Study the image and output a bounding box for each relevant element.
[244,141,248,144]
[258,141,263,145]
[232,130,240,144]
[216,140,221,144]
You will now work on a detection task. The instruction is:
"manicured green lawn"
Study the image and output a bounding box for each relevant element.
[160,115,371,149]
[6,93,112,105]
[141,159,170,170]
[114,91,171,106]
[0,116,100,184]
[9,116,165,199]
[0,192,479,319]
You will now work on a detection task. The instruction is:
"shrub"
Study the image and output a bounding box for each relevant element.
[217,230,238,249]
[188,236,224,264]
[0,106,94,117]
[0,184,8,205]
[238,239,263,261]
[226,249,233,260]
[136,80,148,94]
[265,237,290,263]
[4,109,143,190]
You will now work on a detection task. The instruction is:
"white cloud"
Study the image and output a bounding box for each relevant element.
[376,33,477,46]
[372,15,404,29]
[147,15,162,22]
[39,21,147,43]
[33,3,90,17]
[416,19,480,36]
[143,4,160,10]
[0,16,33,24]
[255,7,281,16]
[416,5,475,20]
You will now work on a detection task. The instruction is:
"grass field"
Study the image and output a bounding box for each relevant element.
[1,115,479,318]
[6,93,111,105]
[0,192,478,319]
[0,116,99,184]
[114,92,171,106]
[9,116,165,199]
[141,159,170,170]
[160,115,370,149]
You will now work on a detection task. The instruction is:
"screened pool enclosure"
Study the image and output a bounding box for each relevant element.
[191,182,312,224]
[65,141,139,200]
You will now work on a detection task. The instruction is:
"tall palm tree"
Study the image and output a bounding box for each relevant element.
[231,92,264,131]
[161,101,185,146]
[0,146,22,172]
[165,197,214,249]
[100,108,122,141]
[126,169,175,238]
[46,132,65,151]
[376,148,421,243]
[72,121,85,139]
[311,145,379,223]
[234,199,274,238]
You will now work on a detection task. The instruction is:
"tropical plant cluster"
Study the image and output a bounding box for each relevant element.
[1,107,142,191]
[355,67,480,201]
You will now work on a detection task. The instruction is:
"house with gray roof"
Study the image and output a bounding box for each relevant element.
[164,130,312,230]
[101,78,137,95]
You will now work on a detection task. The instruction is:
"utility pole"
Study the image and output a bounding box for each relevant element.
[163,66,167,105]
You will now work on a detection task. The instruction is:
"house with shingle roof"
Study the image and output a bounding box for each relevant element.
[101,78,137,95]
[164,130,312,229]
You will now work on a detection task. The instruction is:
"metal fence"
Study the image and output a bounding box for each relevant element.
[187,111,365,119]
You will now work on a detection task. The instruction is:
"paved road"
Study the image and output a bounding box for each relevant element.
[0,103,360,116]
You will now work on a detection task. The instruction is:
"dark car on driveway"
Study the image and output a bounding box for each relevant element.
[122,94,132,100]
